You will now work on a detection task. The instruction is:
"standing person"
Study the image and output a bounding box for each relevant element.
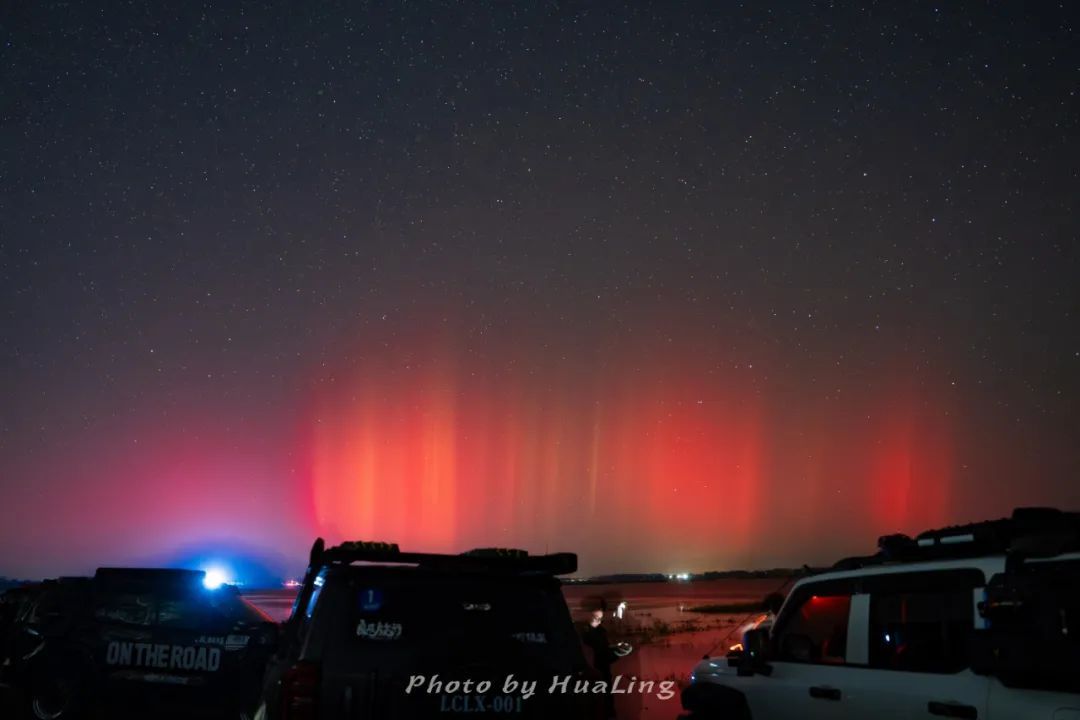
[581,599,618,719]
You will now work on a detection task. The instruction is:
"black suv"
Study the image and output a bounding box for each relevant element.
[256,540,601,720]
[2,567,278,719]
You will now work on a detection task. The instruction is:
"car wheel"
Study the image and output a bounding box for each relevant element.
[30,673,79,720]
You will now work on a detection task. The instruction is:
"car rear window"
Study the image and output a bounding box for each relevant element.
[323,570,583,669]
[92,585,268,629]
[94,591,156,626]
[205,587,273,626]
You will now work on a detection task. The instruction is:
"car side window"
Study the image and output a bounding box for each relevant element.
[13,595,36,623]
[774,591,852,664]
[26,595,62,623]
[867,573,978,673]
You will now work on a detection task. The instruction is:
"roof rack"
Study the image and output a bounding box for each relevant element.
[313,539,577,576]
[832,507,1080,571]
[93,568,207,588]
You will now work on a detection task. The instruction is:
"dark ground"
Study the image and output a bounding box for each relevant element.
[1,684,23,718]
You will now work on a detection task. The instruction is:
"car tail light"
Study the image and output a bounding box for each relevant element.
[281,661,320,720]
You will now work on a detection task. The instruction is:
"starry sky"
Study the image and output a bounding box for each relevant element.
[2,1,1079,580]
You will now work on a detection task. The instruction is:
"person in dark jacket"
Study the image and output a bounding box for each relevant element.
[581,600,619,718]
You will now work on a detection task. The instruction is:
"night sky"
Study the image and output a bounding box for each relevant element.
[2,2,1079,580]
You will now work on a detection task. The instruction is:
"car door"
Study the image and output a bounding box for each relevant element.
[93,585,158,682]
[838,569,991,720]
[744,578,863,720]
[153,589,234,684]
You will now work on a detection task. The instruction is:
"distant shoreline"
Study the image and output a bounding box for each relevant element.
[565,569,799,585]
[3,568,803,593]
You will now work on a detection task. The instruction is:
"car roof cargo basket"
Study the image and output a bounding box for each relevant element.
[311,539,577,576]
[833,507,1080,570]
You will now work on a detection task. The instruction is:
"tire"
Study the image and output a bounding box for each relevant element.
[29,671,81,720]
[25,648,93,720]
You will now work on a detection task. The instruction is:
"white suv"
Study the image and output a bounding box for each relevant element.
[681,508,1080,720]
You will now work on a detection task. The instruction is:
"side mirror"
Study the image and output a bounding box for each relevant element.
[737,628,773,677]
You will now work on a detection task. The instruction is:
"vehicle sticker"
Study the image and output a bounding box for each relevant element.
[105,641,221,672]
[356,619,402,640]
[462,602,491,611]
[132,672,197,685]
[109,669,196,685]
[225,634,250,651]
[359,588,384,612]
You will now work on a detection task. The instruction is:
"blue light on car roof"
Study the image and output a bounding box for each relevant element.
[202,566,231,590]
